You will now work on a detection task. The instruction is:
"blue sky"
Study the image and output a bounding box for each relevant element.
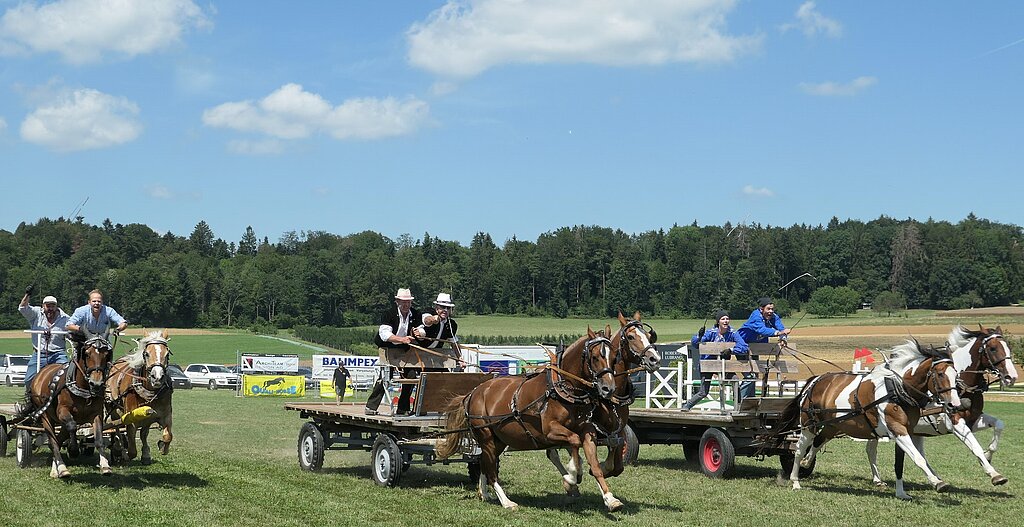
[1,1,1022,246]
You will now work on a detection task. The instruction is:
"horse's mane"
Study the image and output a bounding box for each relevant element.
[120,330,167,368]
[948,325,993,350]
[880,339,950,374]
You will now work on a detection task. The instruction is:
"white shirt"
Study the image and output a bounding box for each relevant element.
[378,307,413,342]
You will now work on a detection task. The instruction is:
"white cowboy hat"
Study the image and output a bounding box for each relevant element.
[433,293,455,307]
[394,288,415,301]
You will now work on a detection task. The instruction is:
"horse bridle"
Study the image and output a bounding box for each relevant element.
[614,320,658,372]
[78,336,114,380]
[139,338,172,377]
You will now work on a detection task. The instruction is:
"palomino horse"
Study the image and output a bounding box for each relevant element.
[25,330,114,478]
[864,325,1018,489]
[546,312,660,501]
[437,328,617,511]
[776,341,962,499]
[106,329,174,464]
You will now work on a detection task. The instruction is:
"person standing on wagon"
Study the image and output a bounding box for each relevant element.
[17,285,70,414]
[416,292,461,371]
[736,297,791,399]
[365,288,424,416]
[66,289,129,340]
[682,310,748,411]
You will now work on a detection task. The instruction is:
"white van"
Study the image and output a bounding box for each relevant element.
[0,354,30,386]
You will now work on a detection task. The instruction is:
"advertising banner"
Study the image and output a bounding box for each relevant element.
[242,374,305,397]
[313,354,377,389]
[241,354,299,373]
[319,380,354,398]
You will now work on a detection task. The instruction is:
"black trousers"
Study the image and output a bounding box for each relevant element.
[366,367,418,413]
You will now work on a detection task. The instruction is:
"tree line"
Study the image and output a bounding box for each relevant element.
[1,214,1022,330]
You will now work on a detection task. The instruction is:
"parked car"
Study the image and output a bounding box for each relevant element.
[1,354,30,386]
[167,364,193,389]
[296,367,316,389]
[184,363,240,390]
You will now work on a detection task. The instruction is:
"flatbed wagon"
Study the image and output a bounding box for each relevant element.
[625,396,807,479]
[284,371,493,487]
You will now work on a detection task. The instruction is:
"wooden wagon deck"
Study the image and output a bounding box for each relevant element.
[283,402,446,433]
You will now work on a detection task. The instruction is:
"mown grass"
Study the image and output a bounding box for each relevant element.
[0,383,1020,527]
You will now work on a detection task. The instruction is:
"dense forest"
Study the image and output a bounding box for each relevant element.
[1,214,1022,330]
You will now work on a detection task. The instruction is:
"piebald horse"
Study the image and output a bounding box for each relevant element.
[25,330,114,478]
[863,325,1017,489]
[106,329,175,463]
[437,328,617,511]
[777,341,962,499]
[546,312,660,506]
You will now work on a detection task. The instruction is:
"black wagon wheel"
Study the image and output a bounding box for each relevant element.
[779,452,816,479]
[621,425,640,466]
[370,433,403,487]
[0,417,9,457]
[682,440,699,464]
[16,429,33,468]
[109,432,129,466]
[297,422,325,472]
[698,428,735,478]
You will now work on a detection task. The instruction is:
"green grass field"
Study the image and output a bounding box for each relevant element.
[1,321,1022,526]
[0,384,1020,527]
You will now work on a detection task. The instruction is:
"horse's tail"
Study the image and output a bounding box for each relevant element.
[436,395,469,460]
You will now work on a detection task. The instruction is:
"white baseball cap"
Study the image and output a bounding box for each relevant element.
[42,296,58,305]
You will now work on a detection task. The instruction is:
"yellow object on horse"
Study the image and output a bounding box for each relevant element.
[121,406,156,426]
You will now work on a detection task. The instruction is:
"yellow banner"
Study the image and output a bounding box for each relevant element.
[242,375,305,397]
[319,380,354,398]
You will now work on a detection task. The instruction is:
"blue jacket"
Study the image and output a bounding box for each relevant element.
[690,326,749,360]
[737,310,786,349]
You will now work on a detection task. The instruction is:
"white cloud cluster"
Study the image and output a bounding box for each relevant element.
[202,83,430,144]
[781,1,842,39]
[407,0,760,78]
[742,185,774,198]
[0,0,210,64]
[21,88,142,151]
[800,76,877,97]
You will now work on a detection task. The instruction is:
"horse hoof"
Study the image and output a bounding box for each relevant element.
[897,494,912,501]
[141,457,153,465]
[874,481,888,488]
[101,467,112,476]
[607,499,624,513]
[992,475,1008,486]
[935,481,950,493]
[58,470,71,479]
[504,504,519,511]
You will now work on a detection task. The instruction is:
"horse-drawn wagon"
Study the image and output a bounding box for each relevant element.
[285,371,494,486]
[0,403,132,469]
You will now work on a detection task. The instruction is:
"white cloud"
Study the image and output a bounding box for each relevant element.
[781,1,842,39]
[799,76,877,96]
[202,83,430,145]
[147,185,174,199]
[227,139,285,155]
[20,88,142,151]
[0,117,6,132]
[0,0,211,64]
[742,185,774,197]
[407,0,761,78]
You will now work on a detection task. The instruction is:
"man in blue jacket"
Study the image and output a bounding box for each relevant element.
[682,310,748,410]
[736,297,791,398]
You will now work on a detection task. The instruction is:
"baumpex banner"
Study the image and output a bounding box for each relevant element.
[241,354,299,373]
[313,354,377,390]
[242,374,305,396]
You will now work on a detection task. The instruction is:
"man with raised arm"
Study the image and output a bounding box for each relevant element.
[17,285,70,410]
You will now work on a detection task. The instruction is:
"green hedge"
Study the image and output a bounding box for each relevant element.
[293,325,582,352]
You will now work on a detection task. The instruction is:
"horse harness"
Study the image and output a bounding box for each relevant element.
[956,333,1010,395]
[457,337,614,449]
[25,336,112,423]
[108,338,173,411]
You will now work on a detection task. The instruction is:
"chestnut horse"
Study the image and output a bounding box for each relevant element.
[546,312,660,506]
[776,341,962,499]
[25,330,114,478]
[106,329,174,464]
[864,325,1018,489]
[437,328,617,511]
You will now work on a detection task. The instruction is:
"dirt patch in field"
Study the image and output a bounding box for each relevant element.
[795,324,1024,337]
[0,328,231,339]
[938,306,1024,317]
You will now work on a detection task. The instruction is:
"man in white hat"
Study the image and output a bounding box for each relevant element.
[366,287,423,416]
[18,285,70,402]
[416,292,462,367]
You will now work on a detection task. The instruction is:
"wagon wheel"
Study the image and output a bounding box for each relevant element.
[681,440,699,464]
[297,422,325,472]
[621,425,640,466]
[698,428,735,478]
[779,452,816,479]
[16,429,33,468]
[0,417,8,457]
[370,433,403,487]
